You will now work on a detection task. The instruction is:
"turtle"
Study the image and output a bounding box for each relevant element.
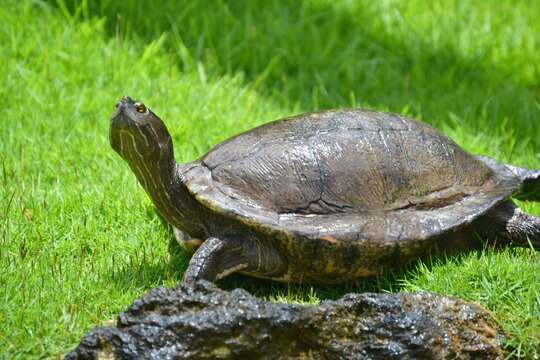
[110,96,540,284]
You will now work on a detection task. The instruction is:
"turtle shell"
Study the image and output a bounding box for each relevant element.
[183,110,520,246]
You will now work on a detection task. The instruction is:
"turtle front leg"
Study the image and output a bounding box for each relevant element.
[182,236,288,283]
[485,201,540,250]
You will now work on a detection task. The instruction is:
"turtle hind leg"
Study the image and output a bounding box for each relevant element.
[182,236,288,283]
[504,206,540,250]
[489,201,540,250]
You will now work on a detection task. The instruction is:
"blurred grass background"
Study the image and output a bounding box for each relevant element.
[1,0,539,357]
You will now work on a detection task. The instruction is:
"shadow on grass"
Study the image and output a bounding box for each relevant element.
[217,268,414,303]
[58,0,539,148]
[109,225,190,292]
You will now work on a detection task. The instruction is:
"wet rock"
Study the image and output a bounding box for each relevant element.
[67,281,504,359]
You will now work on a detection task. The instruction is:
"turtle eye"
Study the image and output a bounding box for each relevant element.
[135,103,147,113]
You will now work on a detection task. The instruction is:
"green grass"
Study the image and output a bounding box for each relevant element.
[1,0,539,357]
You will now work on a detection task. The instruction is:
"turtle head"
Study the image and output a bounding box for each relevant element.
[110,96,174,163]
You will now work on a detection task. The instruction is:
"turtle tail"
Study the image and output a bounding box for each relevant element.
[509,165,540,202]
[476,156,540,202]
